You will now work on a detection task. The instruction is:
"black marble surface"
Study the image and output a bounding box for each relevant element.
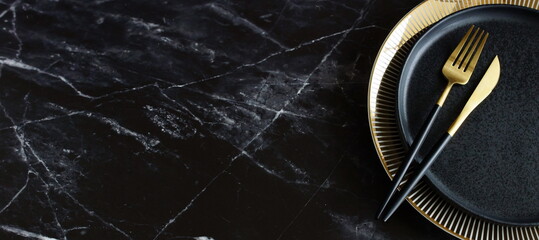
[0,0,456,239]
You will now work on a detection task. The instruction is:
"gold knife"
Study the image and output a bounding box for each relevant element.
[380,56,501,222]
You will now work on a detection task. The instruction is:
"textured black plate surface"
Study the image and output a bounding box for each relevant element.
[397,5,539,225]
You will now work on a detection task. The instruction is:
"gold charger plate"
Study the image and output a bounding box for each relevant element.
[368,0,539,239]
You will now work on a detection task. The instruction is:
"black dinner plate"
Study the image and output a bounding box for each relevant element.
[397,5,539,225]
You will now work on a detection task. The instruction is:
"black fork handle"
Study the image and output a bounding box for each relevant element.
[376,104,442,219]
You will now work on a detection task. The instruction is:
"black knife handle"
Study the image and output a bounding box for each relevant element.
[376,104,442,219]
[380,132,452,222]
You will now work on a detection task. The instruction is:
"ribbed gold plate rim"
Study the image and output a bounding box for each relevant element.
[368,0,539,239]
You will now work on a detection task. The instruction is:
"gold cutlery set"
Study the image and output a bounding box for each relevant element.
[377,26,501,221]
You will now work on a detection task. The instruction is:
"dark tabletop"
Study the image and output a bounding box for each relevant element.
[0,0,456,239]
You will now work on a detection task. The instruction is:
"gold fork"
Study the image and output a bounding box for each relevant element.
[377,25,489,219]
[439,25,490,105]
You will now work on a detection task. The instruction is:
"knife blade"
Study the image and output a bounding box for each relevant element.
[448,55,501,136]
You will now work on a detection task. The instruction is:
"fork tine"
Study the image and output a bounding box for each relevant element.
[455,27,480,67]
[464,32,489,72]
[461,30,485,70]
[449,25,474,65]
